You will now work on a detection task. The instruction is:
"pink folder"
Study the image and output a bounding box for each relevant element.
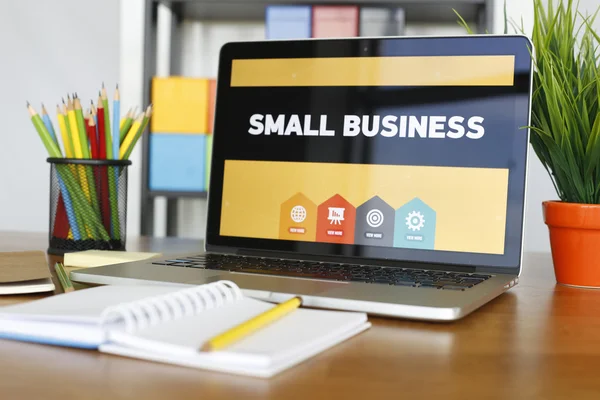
[312,6,359,38]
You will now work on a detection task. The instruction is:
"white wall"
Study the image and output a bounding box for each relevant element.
[500,1,557,253]
[497,0,600,252]
[124,1,588,254]
[120,0,146,240]
[0,0,120,233]
[6,0,600,256]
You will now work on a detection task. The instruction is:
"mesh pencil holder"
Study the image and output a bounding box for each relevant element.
[47,158,132,255]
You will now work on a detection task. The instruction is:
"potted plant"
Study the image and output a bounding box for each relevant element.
[459,0,600,287]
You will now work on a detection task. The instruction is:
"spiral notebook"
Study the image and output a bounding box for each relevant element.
[0,281,370,377]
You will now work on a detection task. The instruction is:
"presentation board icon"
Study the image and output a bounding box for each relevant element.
[354,196,395,246]
[394,197,436,250]
[316,194,356,244]
[279,193,317,241]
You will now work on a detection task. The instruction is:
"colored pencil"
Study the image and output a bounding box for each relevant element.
[74,95,90,158]
[119,108,131,131]
[28,83,150,246]
[119,107,135,144]
[87,112,99,159]
[120,114,143,159]
[67,98,82,159]
[101,85,120,238]
[41,104,59,149]
[96,95,111,233]
[68,98,93,204]
[54,105,76,239]
[91,100,98,149]
[112,87,121,210]
[113,85,120,160]
[61,99,82,223]
[28,103,87,240]
[27,103,61,157]
[101,84,113,159]
[200,297,302,352]
[54,262,74,293]
[97,95,107,160]
[122,105,152,160]
[56,105,73,158]
[61,101,73,158]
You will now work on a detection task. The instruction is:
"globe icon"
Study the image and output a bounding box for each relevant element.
[290,205,307,223]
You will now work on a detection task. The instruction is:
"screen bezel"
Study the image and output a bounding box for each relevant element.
[205,35,533,276]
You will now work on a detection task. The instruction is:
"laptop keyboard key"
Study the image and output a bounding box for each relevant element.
[419,283,441,289]
[393,281,417,287]
[441,285,468,291]
[180,254,494,290]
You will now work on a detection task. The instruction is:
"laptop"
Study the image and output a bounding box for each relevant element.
[72,35,533,321]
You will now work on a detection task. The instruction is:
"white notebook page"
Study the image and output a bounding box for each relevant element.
[0,285,183,324]
[108,297,368,363]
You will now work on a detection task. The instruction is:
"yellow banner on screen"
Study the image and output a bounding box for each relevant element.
[221,160,509,255]
[231,56,515,87]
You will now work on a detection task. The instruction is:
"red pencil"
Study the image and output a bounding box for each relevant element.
[97,95,107,160]
[87,114,99,159]
[96,94,111,232]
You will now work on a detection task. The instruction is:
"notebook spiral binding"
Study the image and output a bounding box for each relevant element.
[100,281,243,333]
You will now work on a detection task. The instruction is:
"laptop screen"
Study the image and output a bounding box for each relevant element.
[208,36,532,270]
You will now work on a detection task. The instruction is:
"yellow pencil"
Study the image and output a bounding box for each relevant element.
[121,105,152,159]
[56,105,74,158]
[67,99,91,202]
[119,113,143,159]
[200,296,302,352]
[67,98,82,158]
[119,108,131,130]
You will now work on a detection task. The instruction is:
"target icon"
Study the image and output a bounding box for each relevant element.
[366,209,384,228]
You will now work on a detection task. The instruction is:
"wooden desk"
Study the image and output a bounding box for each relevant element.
[1,231,599,399]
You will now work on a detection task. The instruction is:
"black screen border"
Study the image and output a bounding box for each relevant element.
[206,35,533,274]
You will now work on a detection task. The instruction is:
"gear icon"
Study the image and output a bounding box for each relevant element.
[406,211,425,231]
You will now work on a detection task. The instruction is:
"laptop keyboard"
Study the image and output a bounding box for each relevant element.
[152,254,492,291]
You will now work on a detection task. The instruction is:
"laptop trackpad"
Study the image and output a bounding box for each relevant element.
[188,272,347,297]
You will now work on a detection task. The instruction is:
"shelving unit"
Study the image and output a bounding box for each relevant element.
[140,0,495,236]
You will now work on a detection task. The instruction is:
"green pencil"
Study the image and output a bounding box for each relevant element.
[54,262,74,293]
[119,107,135,144]
[73,96,90,158]
[123,105,152,160]
[27,103,62,157]
[101,84,113,159]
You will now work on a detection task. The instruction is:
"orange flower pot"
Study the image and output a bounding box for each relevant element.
[543,201,600,288]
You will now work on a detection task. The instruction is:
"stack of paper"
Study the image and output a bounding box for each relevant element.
[64,250,162,269]
[0,251,55,295]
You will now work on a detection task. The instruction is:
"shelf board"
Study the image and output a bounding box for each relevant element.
[172,0,487,24]
[149,190,208,199]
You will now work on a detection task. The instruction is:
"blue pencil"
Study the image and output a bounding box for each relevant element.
[112,86,121,203]
[112,86,120,159]
[41,104,60,154]
[58,179,81,240]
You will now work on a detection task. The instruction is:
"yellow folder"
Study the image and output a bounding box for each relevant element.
[151,77,210,134]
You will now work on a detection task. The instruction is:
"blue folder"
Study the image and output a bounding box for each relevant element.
[150,133,206,192]
[266,5,312,39]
